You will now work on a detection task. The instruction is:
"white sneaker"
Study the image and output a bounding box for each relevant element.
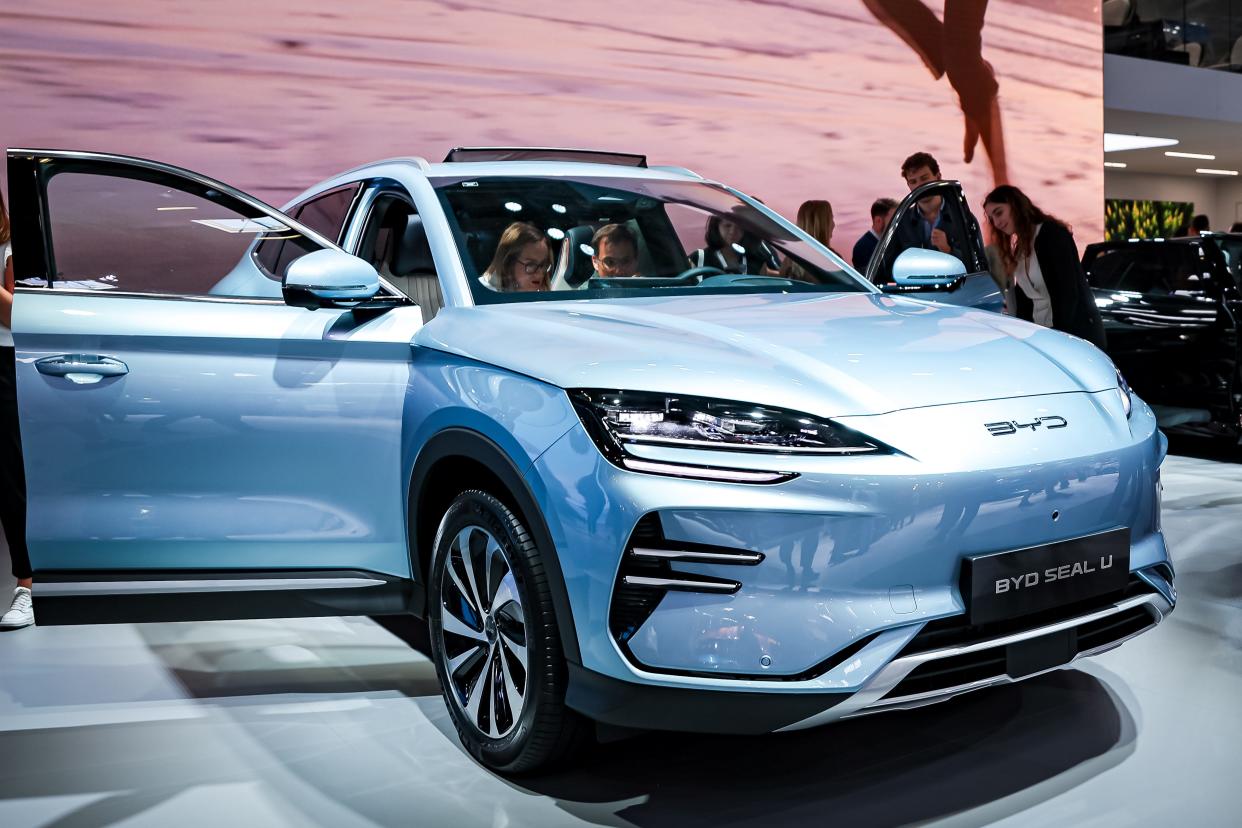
[0,587,33,629]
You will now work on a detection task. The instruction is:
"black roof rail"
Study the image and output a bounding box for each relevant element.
[443,147,647,167]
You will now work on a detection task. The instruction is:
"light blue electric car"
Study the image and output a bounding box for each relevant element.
[7,148,1174,772]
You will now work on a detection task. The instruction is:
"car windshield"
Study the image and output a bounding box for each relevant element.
[430,174,869,303]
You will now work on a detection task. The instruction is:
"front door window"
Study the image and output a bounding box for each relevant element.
[43,170,323,296]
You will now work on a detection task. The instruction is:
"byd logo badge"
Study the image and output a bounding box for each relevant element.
[984,416,1068,436]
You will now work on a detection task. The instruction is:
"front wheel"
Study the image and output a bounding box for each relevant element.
[427,489,586,773]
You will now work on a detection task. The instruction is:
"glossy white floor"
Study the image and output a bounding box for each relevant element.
[1,453,1239,828]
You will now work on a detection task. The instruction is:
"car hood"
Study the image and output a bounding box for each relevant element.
[416,292,1118,418]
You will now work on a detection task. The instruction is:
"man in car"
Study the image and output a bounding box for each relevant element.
[591,224,641,278]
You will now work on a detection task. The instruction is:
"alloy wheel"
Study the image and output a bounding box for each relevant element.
[436,524,529,739]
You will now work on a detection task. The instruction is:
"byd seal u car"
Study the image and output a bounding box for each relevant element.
[6,148,1175,772]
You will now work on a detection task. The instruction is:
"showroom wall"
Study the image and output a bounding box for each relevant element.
[1215,179,1242,228]
[1104,172,1219,218]
[0,0,1104,245]
[1105,172,1242,232]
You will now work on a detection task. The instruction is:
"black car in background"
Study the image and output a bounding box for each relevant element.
[1083,233,1242,441]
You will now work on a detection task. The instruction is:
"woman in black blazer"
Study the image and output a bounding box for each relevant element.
[982,185,1106,349]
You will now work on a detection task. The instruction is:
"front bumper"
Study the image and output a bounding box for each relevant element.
[528,389,1172,729]
[567,567,1174,733]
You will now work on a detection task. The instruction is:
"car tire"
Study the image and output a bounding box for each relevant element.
[428,489,588,773]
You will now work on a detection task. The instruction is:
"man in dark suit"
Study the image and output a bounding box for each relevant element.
[872,151,977,284]
[852,197,897,274]
[895,152,954,255]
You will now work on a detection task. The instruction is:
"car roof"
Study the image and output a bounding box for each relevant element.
[346,158,707,182]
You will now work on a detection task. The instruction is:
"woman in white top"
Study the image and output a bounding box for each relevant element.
[0,191,33,629]
[982,185,1105,349]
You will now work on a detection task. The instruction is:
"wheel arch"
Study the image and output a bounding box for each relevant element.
[407,427,581,665]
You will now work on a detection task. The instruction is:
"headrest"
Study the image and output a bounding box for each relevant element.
[393,214,436,276]
[554,225,598,288]
[465,229,497,271]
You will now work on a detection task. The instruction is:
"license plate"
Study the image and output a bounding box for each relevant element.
[963,528,1130,625]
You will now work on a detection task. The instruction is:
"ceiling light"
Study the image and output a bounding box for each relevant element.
[1104,162,1127,168]
[504,201,522,212]
[1104,133,1179,152]
[1166,151,1216,160]
[1195,168,1239,176]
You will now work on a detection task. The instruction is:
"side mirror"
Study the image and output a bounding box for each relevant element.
[891,247,967,287]
[283,249,380,309]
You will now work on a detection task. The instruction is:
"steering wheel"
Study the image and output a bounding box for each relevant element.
[587,266,724,291]
[675,265,727,284]
[696,272,799,288]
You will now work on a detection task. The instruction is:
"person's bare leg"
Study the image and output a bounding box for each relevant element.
[978,94,1009,185]
[964,116,981,164]
[943,0,1008,183]
[17,578,31,589]
[861,0,946,78]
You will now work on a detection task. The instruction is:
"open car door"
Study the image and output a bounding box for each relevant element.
[865,180,1002,313]
[6,149,423,625]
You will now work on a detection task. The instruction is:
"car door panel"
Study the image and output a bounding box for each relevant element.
[7,149,421,623]
[16,291,421,572]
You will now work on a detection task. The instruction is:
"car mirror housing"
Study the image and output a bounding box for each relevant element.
[283,249,380,309]
[891,247,967,287]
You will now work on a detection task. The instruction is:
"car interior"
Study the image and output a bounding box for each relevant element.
[355,193,444,321]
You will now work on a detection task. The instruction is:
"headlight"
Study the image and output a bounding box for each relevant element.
[570,389,885,483]
[1116,368,1133,418]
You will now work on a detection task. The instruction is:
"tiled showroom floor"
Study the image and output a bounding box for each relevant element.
[0,453,1238,827]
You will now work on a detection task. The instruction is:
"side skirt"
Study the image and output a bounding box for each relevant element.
[31,569,421,625]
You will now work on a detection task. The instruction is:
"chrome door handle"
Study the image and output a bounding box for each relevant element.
[35,354,129,384]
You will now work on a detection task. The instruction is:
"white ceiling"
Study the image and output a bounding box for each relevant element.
[1105,108,1242,176]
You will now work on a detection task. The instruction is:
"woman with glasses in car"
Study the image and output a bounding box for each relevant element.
[480,222,553,292]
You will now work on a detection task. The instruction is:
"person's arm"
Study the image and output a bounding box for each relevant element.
[1037,224,1082,332]
[1,255,13,329]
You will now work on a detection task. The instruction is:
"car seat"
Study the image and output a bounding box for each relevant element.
[391,214,444,322]
[551,225,597,290]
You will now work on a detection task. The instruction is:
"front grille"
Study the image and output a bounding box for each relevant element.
[886,603,1156,700]
[902,574,1157,656]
